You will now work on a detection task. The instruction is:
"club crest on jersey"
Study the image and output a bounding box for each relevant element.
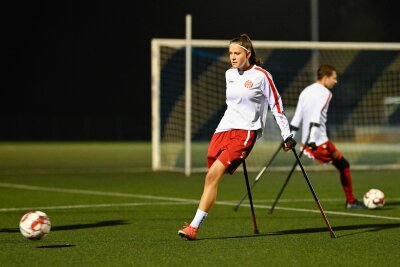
[244,80,253,88]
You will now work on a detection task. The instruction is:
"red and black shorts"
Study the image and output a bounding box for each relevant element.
[207,129,257,174]
[302,140,343,164]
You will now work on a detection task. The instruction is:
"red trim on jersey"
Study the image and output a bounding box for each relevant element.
[322,92,332,111]
[254,67,282,114]
[245,64,254,71]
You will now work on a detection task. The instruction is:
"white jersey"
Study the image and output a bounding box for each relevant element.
[290,82,332,145]
[216,65,291,140]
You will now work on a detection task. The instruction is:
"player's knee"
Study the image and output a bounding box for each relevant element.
[342,157,350,169]
[333,157,349,171]
[204,172,220,188]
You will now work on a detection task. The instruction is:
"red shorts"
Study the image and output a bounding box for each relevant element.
[302,141,342,164]
[207,129,257,174]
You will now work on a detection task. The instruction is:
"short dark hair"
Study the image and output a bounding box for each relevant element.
[317,64,336,80]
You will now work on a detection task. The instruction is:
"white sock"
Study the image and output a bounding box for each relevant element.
[190,209,208,228]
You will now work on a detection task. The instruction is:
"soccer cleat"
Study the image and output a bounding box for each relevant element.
[346,199,367,210]
[178,222,198,240]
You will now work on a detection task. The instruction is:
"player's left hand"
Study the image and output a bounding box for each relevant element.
[282,136,297,151]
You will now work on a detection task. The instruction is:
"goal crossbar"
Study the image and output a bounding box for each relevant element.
[152,38,400,50]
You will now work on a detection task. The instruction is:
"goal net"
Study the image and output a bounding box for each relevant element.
[152,39,400,174]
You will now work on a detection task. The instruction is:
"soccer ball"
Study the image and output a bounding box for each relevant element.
[19,211,51,240]
[363,189,385,209]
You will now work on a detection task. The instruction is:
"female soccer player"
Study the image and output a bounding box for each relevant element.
[178,34,296,240]
[290,64,366,210]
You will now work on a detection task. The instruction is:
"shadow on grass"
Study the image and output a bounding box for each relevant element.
[37,244,76,249]
[384,201,400,207]
[196,233,269,241]
[196,222,400,240]
[0,220,129,233]
[271,222,400,238]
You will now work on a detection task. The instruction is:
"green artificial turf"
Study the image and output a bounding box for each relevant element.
[0,142,399,266]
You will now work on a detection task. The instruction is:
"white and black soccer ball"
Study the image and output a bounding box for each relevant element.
[19,211,51,240]
[363,189,385,209]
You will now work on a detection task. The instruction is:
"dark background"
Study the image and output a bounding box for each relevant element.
[3,0,399,141]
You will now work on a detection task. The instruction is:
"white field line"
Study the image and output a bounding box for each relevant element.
[0,202,194,212]
[0,182,197,203]
[255,198,345,203]
[251,198,400,203]
[0,167,152,175]
[220,201,400,221]
[0,182,399,221]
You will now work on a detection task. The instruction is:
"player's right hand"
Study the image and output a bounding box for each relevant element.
[282,136,296,151]
[307,142,317,151]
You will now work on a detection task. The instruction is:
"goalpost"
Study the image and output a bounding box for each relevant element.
[151,37,400,175]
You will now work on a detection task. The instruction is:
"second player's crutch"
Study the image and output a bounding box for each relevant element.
[268,148,305,214]
[291,148,337,238]
[233,143,282,211]
[269,126,312,214]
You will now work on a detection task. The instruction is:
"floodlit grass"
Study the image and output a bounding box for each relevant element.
[0,142,399,266]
